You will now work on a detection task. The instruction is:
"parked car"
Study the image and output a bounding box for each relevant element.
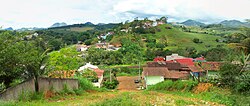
[134,79,139,83]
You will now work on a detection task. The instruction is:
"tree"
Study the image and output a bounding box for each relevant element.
[219,63,241,87]
[242,38,250,52]
[47,47,84,71]
[0,31,50,92]
[48,38,63,50]
[0,32,24,87]
[160,16,168,23]
[119,39,144,64]
[20,42,50,92]
[81,69,98,82]
[204,47,228,61]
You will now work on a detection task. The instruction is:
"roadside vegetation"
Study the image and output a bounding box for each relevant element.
[1,18,250,105]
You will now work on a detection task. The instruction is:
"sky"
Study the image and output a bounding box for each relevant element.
[0,0,250,29]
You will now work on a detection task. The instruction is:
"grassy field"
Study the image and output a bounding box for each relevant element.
[50,27,94,32]
[109,24,225,52]
[0,91,230,106]
[69,27,94,32]
[149,24,225,51]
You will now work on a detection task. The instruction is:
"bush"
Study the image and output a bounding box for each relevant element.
[193,38,202,43]
[234,74,250,94]
[118,67,139,76]
[148,80,198,91]
[59,84,75,95]
[18,91,44,101]
[102,80,119,89]
[77,77,94,90]
[73,89,85,95]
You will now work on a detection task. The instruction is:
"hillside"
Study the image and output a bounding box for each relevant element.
[50,22,67,28]
[111,24,224,52]
[181,19,206,27]
[156,25,223,51]
[48,22,119,32]
[219,20,250,28]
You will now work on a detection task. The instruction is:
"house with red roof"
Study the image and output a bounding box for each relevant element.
[142,67,189,88]
[201,62,222,79]
[194,56,206,62]
[153,57,165,62]
[174,58,205,80]
[78,63,105,88]
[175,58,194,66]
[142,61,191,88]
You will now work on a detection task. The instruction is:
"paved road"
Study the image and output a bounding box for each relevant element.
[117,76,139,91]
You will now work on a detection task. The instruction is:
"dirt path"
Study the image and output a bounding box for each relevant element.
[117,76,139,91]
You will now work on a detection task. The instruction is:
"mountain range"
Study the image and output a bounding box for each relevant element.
[2,19,250,31]
[180,20,206,27]
[180,19,250,28]
[50,22,67,28]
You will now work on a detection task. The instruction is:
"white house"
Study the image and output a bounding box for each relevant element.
[78,63,104,88]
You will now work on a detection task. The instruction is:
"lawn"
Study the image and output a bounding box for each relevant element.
[0,90,235,106]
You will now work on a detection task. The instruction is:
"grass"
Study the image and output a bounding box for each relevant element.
[147,80,198,91]
[69,27,94,32]
[155,25,223,51]
[142,24,225,51]
[1,90,239,106]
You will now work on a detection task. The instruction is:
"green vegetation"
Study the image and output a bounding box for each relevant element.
[148,80,198,92]
[47,46,84,72]
[1,18,250,106]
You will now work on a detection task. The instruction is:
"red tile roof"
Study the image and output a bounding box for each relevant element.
[175,58,194,66]
[93,68,105,78]
[153,57,165,62]
[142,67,168,76]
[165,71,189,79]
[147,62,181,70]
[195,57,206,61]
[188,65,204,72]
[201,62,222,71]
[142,67,189,79]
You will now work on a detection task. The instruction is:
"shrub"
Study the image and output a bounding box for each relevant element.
[102,80,119,89]
[18,91,44,101]
[73,88,84,95]
[77,77,94,90]
[234,74,250,94]
[60,84,75,95]
[148,80,198,92]
[193,38,202,43]
[148,80,174,90]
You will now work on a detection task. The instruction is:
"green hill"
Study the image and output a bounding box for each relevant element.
[111,24,225,52]
[153,24,224,51]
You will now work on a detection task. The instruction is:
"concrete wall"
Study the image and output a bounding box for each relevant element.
[0,77,79,101]
[0,78,35,100]
[38,77,78,92]
[144,76,164,88]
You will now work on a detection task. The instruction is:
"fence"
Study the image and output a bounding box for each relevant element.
[0,77,79,100]
[0,78,35,100]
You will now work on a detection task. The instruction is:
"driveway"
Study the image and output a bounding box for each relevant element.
[117,76,140,91]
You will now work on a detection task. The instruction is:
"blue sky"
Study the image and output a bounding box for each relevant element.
[1,0,250,29]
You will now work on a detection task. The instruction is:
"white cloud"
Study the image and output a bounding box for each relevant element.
[0,0,249,29]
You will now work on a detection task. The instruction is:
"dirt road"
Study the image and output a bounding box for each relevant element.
[117,76,139,91]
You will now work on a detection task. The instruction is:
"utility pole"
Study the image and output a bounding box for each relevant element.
[110,69,112,82]
[139,62,141,80]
